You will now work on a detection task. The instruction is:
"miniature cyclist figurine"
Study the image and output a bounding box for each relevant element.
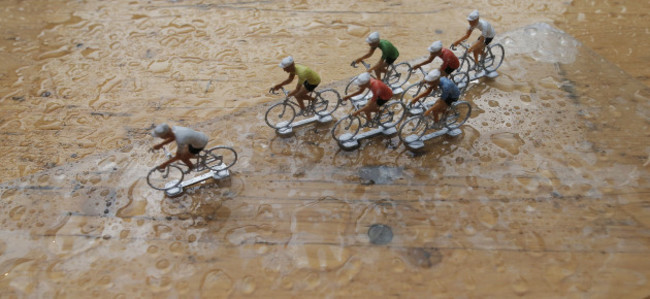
[353,32,399,80]
[271,56,321,112]
[411,40,460,76]
[452,10,496,69]
[342,72,393,122]
[409,70,460,125]
[151,123,208,172]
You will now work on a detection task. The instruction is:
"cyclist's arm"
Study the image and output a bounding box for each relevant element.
[343,86,367,101]
[153,137,175,150]
[412,53,435,70]
[273,73,295,90]
[355,47,376,64]
[452,29,472,47]
[411,86,434,104]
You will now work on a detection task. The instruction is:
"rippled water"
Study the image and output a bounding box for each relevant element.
[1,0,649,297]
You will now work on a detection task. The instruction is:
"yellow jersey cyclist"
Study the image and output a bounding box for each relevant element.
[352,32,399,81]
[271,56,322,112]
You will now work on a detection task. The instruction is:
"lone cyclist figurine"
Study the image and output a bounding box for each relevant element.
[352,32,399,80]
[452,10,496,69]
[151,123,208,172]
[342,72,393,122]
[409,70,460,125]
[411,40,460,77]
[271,56,321,112]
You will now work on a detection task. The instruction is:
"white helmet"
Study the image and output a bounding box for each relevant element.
[152,123,171,137]
[366,32,380,44]
[355,72,371,85]
[425,70,441,82]
[467,10,479,21]
[428,41,443,53]
[279,56,294,68]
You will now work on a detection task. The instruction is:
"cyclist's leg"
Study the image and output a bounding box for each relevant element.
[294,82,308,110]
[424,100,446,123]
[469,37,484,65]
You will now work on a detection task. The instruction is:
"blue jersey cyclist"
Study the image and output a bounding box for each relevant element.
[353,32,399,81]
[408,70,460,124]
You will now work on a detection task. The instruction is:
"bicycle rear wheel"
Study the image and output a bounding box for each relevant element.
[379,101,406,128]
[205,146,238,171]
[332,115,361,143]
[456,57,471,75]
[451,72,470,94]
[385,62,412,89]
[147,165,184,191]
[314,88,341,116]
[445,101,472,129]
[399,115,428,144]
[484,44,504,73]
[265,103,295,129]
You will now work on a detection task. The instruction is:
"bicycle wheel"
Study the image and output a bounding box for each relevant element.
[451,72,470,94]
[314,88,341,116]
[456,57,471,75]
[147,165,184,191]
[398,115,428,144]
[484,44,504,73]
[332,115,361,143]
[379,101,406,128]
[205,146,238,171]
[385,62,412,89]
[264,102,295,129]
[401,82,430,114]
[445,101,472,129]
[345,77,370,100]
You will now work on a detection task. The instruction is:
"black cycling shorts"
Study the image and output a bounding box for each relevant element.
[188,144,203,155]
[303,81,318,92]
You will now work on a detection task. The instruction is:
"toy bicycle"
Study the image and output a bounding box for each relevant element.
[147,145,237,197]
[401,67,470,115]
[398,100,472,151]
[344,60,412,102]
[265,87,342,136]
[331,98,406,150]
[451,41,504,81]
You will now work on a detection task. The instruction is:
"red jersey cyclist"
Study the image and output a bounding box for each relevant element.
[411,40,460,77]
[271,56,321,112]
[352,32,399,81]
[452,10,496,70]
[342,72,394,123]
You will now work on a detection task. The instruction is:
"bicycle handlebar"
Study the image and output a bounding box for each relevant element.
[269,86,289,96]
[351,60,371,70]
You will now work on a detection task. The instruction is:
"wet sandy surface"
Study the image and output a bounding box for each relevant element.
[1,0,649,297]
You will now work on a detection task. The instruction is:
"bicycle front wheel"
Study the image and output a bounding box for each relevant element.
[314,88,341,116]
[385,62,412,89]
[345,77,370,101]
[446,101,472,129]
[379,101,406,128]
[451,72,470,95]
[399,115,428,144]
[205,146,238,171]
[147,165,184,191]
[485,44,505,73]
[332,115,361,142]
[265,102,295,129]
